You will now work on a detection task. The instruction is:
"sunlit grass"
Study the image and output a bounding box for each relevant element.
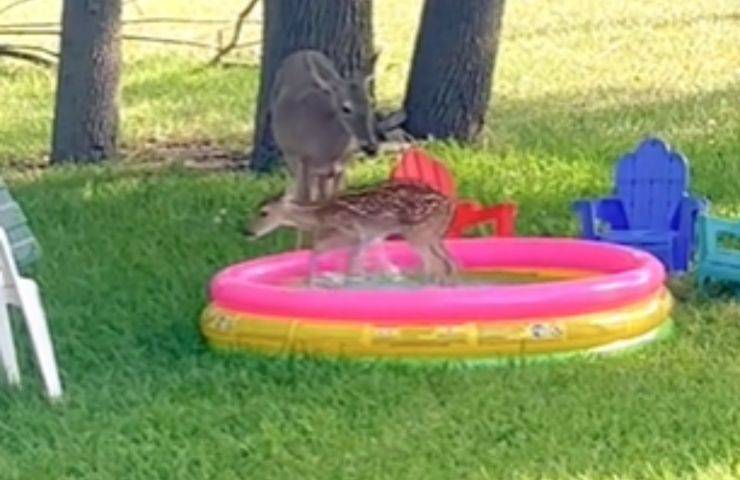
[2,0,738,163]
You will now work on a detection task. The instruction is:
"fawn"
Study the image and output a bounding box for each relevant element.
[245,182,458,285]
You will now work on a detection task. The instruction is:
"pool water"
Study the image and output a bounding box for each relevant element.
[294,268,595,290]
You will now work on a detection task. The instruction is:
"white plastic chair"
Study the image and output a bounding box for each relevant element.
[0,228,62,400]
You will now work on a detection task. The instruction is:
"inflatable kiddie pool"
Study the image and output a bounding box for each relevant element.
[201,238,672,361]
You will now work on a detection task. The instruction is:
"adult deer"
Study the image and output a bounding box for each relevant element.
[270,49,379,204]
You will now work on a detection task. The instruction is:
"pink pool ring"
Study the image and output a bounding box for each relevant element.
[201,238,673,360]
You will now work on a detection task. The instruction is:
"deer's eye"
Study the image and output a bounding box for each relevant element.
[341,102,353,114]
[259,210,268,217]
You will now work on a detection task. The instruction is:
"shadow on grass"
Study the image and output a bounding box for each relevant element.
[424,84,740,235]
[0,84,738,479]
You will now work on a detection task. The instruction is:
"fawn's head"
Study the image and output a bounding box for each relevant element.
[244,194,319,240]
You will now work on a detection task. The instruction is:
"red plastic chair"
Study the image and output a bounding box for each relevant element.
[390,148,517,237]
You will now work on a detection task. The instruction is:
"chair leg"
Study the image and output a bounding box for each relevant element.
[0,303,20,387]
[17,280,62,399]
[697,274,708,292]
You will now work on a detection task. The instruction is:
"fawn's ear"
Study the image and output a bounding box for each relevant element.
[256,190,286,210]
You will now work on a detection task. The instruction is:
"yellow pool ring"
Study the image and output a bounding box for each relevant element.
[201,287,673,361]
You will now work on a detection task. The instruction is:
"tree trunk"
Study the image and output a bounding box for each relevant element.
[249,0,373,172]
[403,0,505,141]
[51,0,122,164]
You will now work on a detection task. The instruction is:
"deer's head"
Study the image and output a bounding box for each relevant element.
[306,51,380,156]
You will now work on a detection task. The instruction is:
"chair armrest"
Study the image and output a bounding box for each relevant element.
[676,197,709,258]
[572,200,598,238]
[448,201,482,237]
[572,197,626,238]
[696,213,710,262]
[448,201,518,237]
[677,196,708,237]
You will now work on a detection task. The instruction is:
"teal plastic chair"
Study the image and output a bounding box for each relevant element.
[697,214,740,290]
[0,180,41,271]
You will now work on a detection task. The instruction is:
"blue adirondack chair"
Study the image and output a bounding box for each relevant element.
[572,137,707,273]
[697,214,740,290]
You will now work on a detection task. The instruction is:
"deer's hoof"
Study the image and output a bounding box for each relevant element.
[385,271,405,283]
[381,264,404,281]
[345,274,369,286]
[310,272,346,288]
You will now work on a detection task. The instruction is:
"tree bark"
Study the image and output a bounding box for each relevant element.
[51,0,122,164]
[249,0,373,172]
[403,0,506,141]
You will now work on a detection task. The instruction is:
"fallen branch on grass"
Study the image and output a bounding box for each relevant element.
[0,43,54,67]
[123,34,216,49]
[0,18,232,29]
[0,28,61,36]
[0,0,35,16]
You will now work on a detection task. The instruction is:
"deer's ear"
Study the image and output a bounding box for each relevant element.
[306,54,334,94]
[364,74,375,91]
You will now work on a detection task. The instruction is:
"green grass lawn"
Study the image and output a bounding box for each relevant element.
[1,1,740,479]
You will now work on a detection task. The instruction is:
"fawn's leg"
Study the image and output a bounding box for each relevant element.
[405,222,452,284]
[404,234,434,282]
[309,230,354,287]
[308,235,337,286]
[421,207,458,284]
[346,233,376,282]
[419,245,440,283]
[294,231,306,251]
[371,238,402,280]
[346,242,368,279]
[417,244,452,285]
[429,241,458,284]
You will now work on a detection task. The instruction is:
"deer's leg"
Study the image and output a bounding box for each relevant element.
[371,238,402,280]
[309,230,354,287]
[308,170,328,204]
[287,159,309,250]
[408,208,458,284]
[283,156,298,199]
[417,245,439,283]
[429,241,458,285]
[346,243,366,279]
[308,232,335,287]
[307,248,329,287]
[294,230,306,251]
[417,244,451,285]
[403,232,433,282]
[287,157,308,203]
[330,170,346,198]
[316,172,341,203]
[317,174,329,203]
[404,224,448,284]
[346,234,374,282]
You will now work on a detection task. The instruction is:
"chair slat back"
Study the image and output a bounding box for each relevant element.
[615,138,688,230]
[391,148,457,198]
